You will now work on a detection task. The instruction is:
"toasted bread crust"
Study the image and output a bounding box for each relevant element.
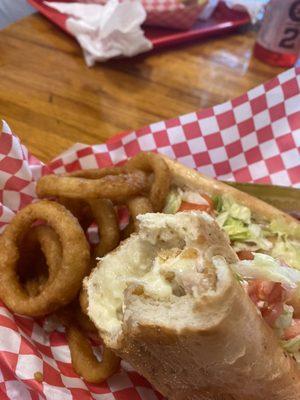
[115,262,300,400]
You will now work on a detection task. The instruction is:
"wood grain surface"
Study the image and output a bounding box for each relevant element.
[0,13,284,162]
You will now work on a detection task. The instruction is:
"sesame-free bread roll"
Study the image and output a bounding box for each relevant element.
[85,212,300,400]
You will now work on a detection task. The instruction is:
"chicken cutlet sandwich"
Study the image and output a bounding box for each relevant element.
[84,211,300,400]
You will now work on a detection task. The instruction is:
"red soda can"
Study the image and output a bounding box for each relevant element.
[254,0,300,67]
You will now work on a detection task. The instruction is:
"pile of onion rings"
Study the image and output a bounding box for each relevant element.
[0,152,170,384]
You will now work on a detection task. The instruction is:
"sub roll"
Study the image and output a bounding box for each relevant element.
[85,212,300,400]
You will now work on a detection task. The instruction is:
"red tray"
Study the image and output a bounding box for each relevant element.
[28,0,250,50]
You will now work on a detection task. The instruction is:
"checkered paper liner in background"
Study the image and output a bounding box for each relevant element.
[84,0,207,29]
[0,67,300,400]
[142,0,206,29]
[43,0,207,30]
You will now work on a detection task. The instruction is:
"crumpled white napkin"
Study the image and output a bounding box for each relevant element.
[45,0,153,66]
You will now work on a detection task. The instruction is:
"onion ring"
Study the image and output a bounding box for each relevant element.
[59,198,120,259]
[19,226,62,297]
[121,219,135,240]
[25,278,45,298]
[127,196,153,229]
[76,307,98,334]
[79,287,88,314]
[66,326,120,383]
[122,196,153,239]
[18,235,48,296]
[61,298,97,334]
[0,200,90,317]
[36,170,149,203]
[58,306,120,383]
[65,167,126,179]
[87,199,120,259]
[126,152,170,211]
[57,198,93,231]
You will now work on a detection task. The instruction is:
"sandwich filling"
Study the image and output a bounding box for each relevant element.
[87,212,234,339]
[163,187,300,269]
[163,188,300,361]
[88,202,300,362]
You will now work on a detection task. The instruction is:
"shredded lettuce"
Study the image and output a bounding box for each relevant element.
[270,219,300,240]
[281,336,300,356]
[212,195,223,213]
[266,219,300,270]
[220,217,250,241]
[215,197,300,266]
[282,337,300,355]
[163,189,182,214]
[275,305,294,337]
[164,191,300,270]
[215,196,272,251]
[220,197,251,223]
[231,253,300,288]
[249,224,273,251]
[272,240,300,270]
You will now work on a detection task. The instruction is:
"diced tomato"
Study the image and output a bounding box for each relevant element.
[269,283,289,304]
[247,281,286,303]
[247,281,275,304]
[237,250,254,261]
[179,202,211,212]
[178,195,213,214]
[247,281,259,304]
[261,303,284,327]
[283,320,300,340]
[247,280,290,328]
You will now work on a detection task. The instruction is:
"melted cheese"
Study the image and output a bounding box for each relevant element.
[87,212,217,336]
[88,239,201,334]
[88,238,155,332]
[139,248,200,299]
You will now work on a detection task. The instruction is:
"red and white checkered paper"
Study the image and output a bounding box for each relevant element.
[143,0,206,30]
[84,0,207,29]
[34,0,207,30]
[0,67,300,400]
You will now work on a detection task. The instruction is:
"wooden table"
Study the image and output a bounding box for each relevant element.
[0,13,284,162]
